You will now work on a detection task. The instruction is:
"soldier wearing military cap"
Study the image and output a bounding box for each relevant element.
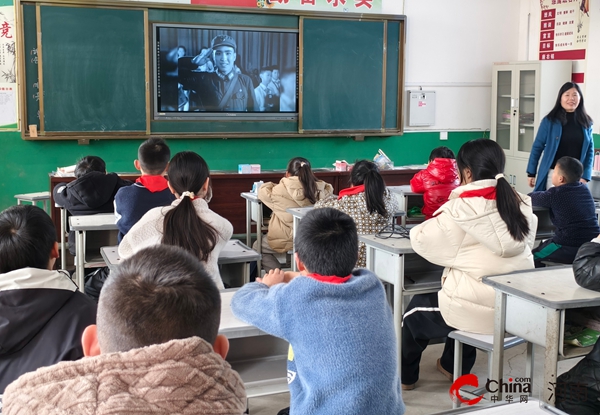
[190,34,256,112]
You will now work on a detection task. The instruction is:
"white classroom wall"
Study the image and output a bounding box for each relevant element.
[401,0,522,132]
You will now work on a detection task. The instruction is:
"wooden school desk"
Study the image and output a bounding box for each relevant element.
[483,266,600,405]
[359,234,443,374]
[69,213,118,292]
[101,239,261,286]
[221,289,289,397]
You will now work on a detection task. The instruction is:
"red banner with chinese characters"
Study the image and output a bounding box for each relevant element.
[0,4,17,129]
[539,0,589,84]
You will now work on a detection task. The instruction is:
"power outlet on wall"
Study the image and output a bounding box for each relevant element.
[440,131,448,140]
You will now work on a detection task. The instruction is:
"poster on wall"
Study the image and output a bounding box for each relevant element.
[0,4,17,130]
[539,0,589,85]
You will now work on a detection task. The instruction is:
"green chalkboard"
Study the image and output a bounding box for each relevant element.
[301,18,385,132]
[385,21,400,130]
[39,6,146,132]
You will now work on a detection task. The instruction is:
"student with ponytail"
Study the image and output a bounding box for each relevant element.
[315,160,398,268]
[257,157,333,272]
[401,139,537,390]
[119,151,232,289]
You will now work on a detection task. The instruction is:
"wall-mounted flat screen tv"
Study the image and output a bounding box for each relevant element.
[153,23,299,121]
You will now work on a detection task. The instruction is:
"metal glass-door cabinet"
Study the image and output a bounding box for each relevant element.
[491,61,571,193]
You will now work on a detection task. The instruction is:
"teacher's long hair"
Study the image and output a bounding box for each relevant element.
[456,139,530,242]
[547,82,593,128]
[162,151,218,262]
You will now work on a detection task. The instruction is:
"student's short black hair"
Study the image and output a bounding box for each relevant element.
[97,245,221,353]
[138,138,170,175]
[295,208,358,277]
[74,155,106,178]
[429,146,455,161]
[556,156,583,183]
[0,205,56,273]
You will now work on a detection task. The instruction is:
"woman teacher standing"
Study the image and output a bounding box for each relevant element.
[527,82,594,191]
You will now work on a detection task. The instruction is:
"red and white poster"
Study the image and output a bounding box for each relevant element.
[539,0,589,84]
[0,4,17,130]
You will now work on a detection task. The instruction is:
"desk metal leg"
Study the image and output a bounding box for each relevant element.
[395,254,404,377]
[256,204,262,274]
[75,230,85,293]
[60,208,67,270]
[543,309,560,405]
[291,216,299,272]
[246,199,252,247]
[243,263,250,285]
[526,342,534,394]
[491,290,507,402]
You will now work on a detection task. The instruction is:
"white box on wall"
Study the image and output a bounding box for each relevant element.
[407,90,436,126]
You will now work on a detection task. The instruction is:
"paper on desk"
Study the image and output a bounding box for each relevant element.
[56,165,76,177]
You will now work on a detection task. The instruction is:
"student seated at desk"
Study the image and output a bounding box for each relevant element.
[232,208,405,415]
[409,146,459,220]
[119,151,233,289]
[2,245,247,415]
[555,236,600,415]
[0,205,96,394]
[315,160,398,268]
[114,138,175,242]
[530,156,600,267]
[53,155,132,255]
[256,157,333,272]
[403,139,537,390]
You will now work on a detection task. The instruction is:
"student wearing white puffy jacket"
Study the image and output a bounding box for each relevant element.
[401,139,538,390]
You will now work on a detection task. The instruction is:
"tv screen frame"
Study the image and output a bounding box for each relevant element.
[152,23,299,122]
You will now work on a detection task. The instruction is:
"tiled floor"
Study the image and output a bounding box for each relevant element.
[247,341,582,415]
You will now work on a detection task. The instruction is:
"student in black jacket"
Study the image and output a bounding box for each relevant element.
[529,156,600,267]
[53,155,132,254]
[0,205,97,393]
[556,236,600,415]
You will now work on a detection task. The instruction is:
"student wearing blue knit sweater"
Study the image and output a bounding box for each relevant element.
[231,208,405,415]
[114,138,175,242]
[530,156,600,267]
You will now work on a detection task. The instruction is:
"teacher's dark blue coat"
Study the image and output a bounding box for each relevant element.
[526,116,594,191]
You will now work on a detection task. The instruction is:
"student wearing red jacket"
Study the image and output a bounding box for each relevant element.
[410,146,460,220]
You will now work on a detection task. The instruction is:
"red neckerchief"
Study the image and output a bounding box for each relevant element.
[306,273,352,284]
[136,175,169,193]
[338,184,365,200]
[458,186,497,200]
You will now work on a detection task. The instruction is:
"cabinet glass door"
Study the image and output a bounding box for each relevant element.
[495,70,513,153]
[517,68,537,156]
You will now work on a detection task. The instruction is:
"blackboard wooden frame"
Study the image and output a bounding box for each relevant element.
[16,0,406,141]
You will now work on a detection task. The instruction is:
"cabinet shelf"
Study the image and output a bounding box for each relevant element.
[491,60,572,195]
